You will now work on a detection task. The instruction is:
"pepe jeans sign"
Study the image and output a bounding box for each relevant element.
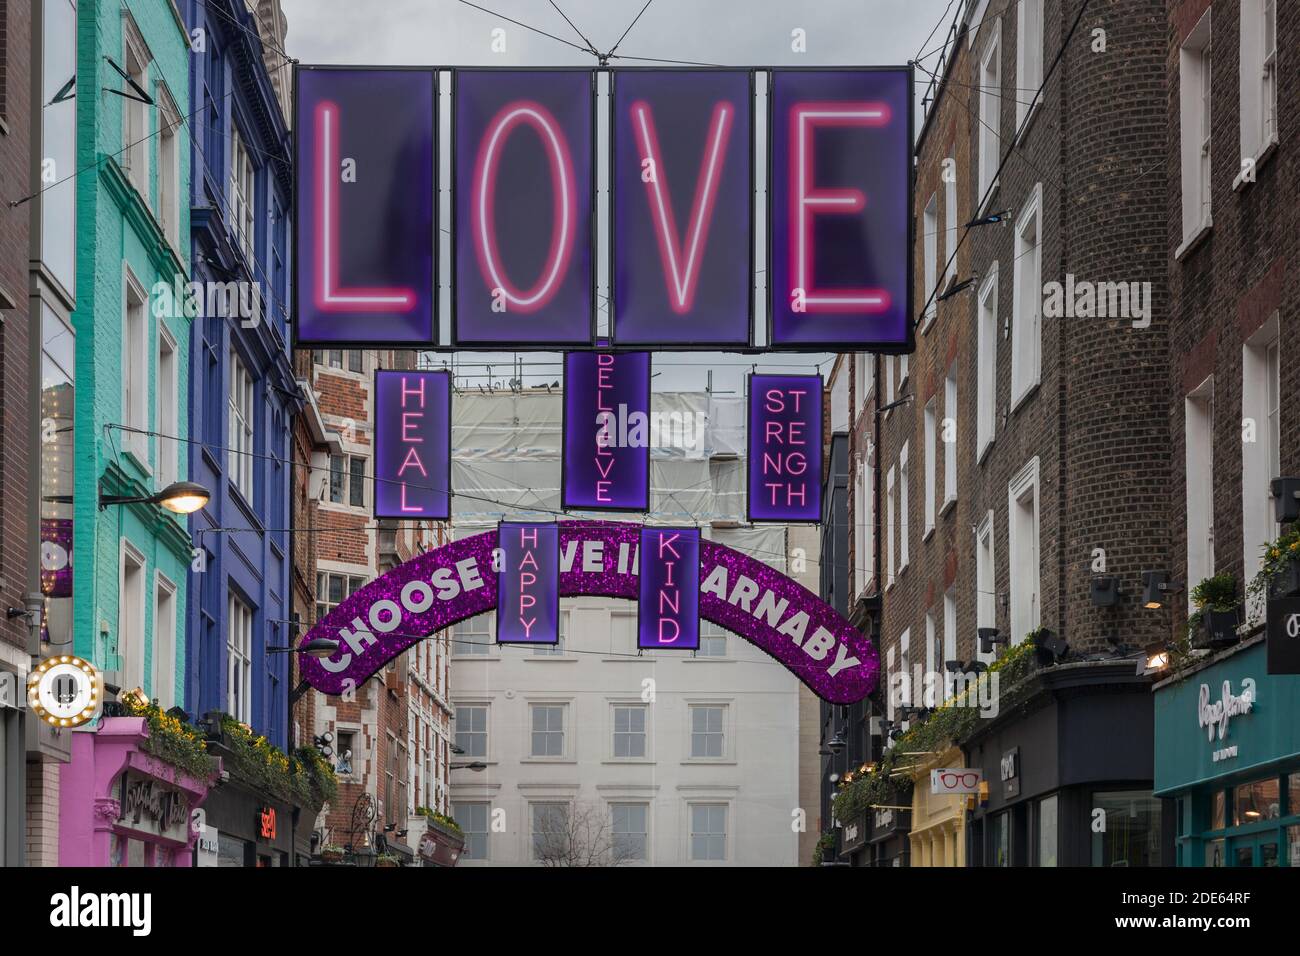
[117,773,190,842]
[1198,678,1256,762]
[298,519,878,703]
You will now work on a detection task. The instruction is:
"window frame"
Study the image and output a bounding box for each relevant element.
[1010,183,1044,410]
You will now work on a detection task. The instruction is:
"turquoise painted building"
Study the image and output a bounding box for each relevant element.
[70,0,194,708]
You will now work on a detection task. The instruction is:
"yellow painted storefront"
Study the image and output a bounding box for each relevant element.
[907,745,968,867]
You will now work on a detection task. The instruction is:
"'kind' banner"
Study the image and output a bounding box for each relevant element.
[294,68,436,345]
[638,526,700,650]
[374,370,451,519]
[562,351,651,512]
[496,522,560,644]
[748,373,822,522]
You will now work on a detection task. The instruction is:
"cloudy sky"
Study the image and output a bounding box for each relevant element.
[280,0,950,391]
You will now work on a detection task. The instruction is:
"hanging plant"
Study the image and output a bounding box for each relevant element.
[1187,572,1241,649]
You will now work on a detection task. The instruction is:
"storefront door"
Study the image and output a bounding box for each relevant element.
[1229,832,1281,867]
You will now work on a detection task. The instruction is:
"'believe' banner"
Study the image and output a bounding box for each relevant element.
[611,70,752,347]
[454,70,595,346]
[748,373,822,522]
[562,351,651,512]
[638,527,700,650]
[374,370,451,519]
[496,522,560,644]
[294,68,436,345]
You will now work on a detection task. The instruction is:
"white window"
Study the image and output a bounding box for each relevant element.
[316,571,366,620]
[452,801,490,860]
[118,541,146,691]
[532,610,568,656]
[885,356,896,406]
[855,353,875,419]
[612,803,648,862]
[152,573,177,710]
[854,449,874,595]
[689,804,727,862]
[943,587,957,684]
[1243,315,1280,620]
[689,704,726,759]
[228,350,255,501]
[885,645,897,721]
[1008,457,1041,644]
[924,399,937,535]
[121,18,150,201]
[978,23,1002,209]
[1238,0,1278,180]
[1178,10,1213,246]
[925,610,938,680]
[922,193,938,327]
[335,729,357,775]
[452,614,492,656]
[529,703,566,757]
[899,628,912,708]
[943,171,958,285]
[1011,183,1043,409]
[899,442,910,571]
[230,121,256,263]
[886,465,896,587]
[157,324,178,491]
[899,353,909,388]
[157,87,181,249]
[453,704,488,758]
[1185,376,1215,604]
[328,453,367,508]
[697,620,727,657]
[976,510,996,662]
[1016,0,1044,129]
[530,802,570,861]
[123,267,149,464]
[613,704,647,758]
[226,594,252,723]
[977,264,999,460]
[944,363,958,507]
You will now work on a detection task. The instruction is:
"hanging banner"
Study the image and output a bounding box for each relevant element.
[611,70,752,347]
[562,350,651,512]
[454,69,595,347]
[293,67,436,346]
[496,522,560,645]
[768,68,913,351]
[373,370,451,519]
[638,526,701,650]
[748,373,822,522]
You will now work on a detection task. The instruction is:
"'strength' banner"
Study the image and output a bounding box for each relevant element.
[496,522,560,645]
[768,69,912,350]
[748,373,822,522]
[562,351,651,512]
[611,70,752,347]
[638,526,700,650]
[294,68,436,345]
[454,70,595,347]
[374,370,451,519]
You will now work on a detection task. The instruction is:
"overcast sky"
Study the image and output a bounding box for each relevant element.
[280,0,950,391]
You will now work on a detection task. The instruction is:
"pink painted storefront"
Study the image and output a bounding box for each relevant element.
[59,718,216,867]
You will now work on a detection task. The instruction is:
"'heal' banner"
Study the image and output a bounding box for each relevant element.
[496,522,560,644]
[374,370,451,519]
[454,70,595,347]
[611,70,752,347]
[294,68,436,345]
[562,351,651,512]
[768,69,912,351]
[748,373,822,522]
[638,527,700,650]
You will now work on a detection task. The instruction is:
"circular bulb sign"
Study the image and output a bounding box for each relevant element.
[27,655,102,728]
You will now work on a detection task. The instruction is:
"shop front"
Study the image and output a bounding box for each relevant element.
[59,718,215,866]
[836,811,869,866]
[1154,636,1300,867]
[963,659,1168,867]
[907,745,969,867]
[200,779,299,866]
[867,805,911,867]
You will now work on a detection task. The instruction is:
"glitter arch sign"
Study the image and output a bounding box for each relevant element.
[297,520,878,704]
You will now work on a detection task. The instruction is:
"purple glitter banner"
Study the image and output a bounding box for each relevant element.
[298,520,878,704]
[747,373,823,522]
[496,522,560,644]
[637,527,700,650]
[373,370,451,519]
[562,351,651,511]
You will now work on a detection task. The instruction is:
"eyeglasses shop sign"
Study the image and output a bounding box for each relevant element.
[931,769,982,795]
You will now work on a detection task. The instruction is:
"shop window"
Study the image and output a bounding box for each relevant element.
[1211,789,1226,830]
[1037,794,1058,867]
[990,811,1010,867]
[1205,838,1225,867]
[1233,778,1281,825]
[1287,826,1300,869]
[1091,790,1161,867]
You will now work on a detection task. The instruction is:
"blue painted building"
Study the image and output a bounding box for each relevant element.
[183,0,297,751]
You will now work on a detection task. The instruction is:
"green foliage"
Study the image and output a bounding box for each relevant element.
[811,830,836,866]
[415,806,462,834]
[1187,572,1240,639]
[120,694,217,782]
[215,714,337,810]
[1246,529,1300,621]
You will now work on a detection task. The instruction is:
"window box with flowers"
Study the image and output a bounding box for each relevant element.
[1186,573,1242,650]
[414,806,465,866]
[202,712,337,810]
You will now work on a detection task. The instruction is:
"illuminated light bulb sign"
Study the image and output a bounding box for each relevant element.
[748,373,823,522]
[611,70,752,346]
[562,350,651,512]
[293,68,435,344]
[496,522,560,645]
[454,70,594,346]
[373,370,451,519]
[638,526,701,650]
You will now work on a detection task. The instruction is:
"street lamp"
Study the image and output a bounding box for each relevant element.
[103,480,211,514]
[450,761,487,772]
[268,637,341,658]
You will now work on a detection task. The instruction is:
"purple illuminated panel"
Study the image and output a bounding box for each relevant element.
[638,527,700,650]
[454,70,594,346]
[612,70,751,347]
[374,370,451,519]
[496,522,560,644]
[294,68,435,345]
[748,373,823,522]
[562,351,651,512]
[768,69,912,350]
